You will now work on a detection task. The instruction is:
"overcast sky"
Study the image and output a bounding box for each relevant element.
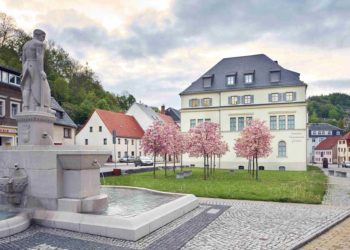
[2,0,350,108]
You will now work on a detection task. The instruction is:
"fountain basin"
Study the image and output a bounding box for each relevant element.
[33,186,199,241]
[58,154,109,170]
[0,212,30,238]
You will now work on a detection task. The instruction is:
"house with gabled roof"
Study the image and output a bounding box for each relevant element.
[180,54,308,170]
[126,102,176,131]
[337,131,350,163]
[314,135,342,164]
[76,109,144,161]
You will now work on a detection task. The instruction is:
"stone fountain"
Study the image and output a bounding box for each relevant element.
[0,29,198,241]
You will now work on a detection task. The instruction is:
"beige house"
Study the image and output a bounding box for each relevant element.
[180,54,308,171]
[337,131,350,163]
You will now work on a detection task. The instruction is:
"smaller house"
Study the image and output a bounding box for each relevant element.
[307,123,344,162]
[164,106,181,126]
[51,98,77,145]
[338,131,350,163]
[314,136,342,164]
[76,109,144,161]
[126,102,176,131]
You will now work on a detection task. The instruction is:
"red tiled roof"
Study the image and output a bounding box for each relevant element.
[96,109,144,138]
[342,131,350,140]
[158,113,175,125]
[315,136,342,150]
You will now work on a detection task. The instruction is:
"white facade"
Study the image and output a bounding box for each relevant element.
[53,125,76,145]
[126,103,158,131]
[181,85,308,171]
[76,111,142,161]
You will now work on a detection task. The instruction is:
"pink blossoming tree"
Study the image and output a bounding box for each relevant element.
[166,123,188,173]
[187,122,222,180]
[141,121,168,178]
[234,119,273,180]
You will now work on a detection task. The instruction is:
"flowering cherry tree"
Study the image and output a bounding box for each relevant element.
[187,122,222,180]
[141,121,168,178]
[166,124,188,173]
[213,141,229,172]
[234,119,273,180]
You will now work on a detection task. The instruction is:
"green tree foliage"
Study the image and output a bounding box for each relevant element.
[0,12,136,125]
[308,93,350,128]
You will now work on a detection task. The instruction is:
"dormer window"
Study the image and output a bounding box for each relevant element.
[270,70,281,83]
[202,74,213,88]
[244,73,254,84]
[226,74,236,86]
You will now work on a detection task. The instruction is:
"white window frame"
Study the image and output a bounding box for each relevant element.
[226,75,236,86]
[271,93,279,102]
[63,128,71,138]
[244,74,253,84]
[10,101,20,118]
[285,92,293,102]
[243,95,252,104]
[1,71,8,83]
[0,99,5,117]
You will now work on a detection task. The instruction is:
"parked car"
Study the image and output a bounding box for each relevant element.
[134,157,153,167]
[119,156,135,163]
[342,161,350,168]
[322,158,328,168]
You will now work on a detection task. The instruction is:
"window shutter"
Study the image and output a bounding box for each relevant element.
[268,94,272,102]
[292,92,296,101]
[278,93,283,102]
[189,100,192,107]
[209,98,212,106]
[237,96,241,104]
[282,93,286,101]
[200,99,204,106]
[228,96,232,105]
[250,95,254,104]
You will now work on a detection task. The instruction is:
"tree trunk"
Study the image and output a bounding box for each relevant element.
[207,155,210,179]
[256,155,259,181]
[164,154,167,176]
[153,154,156,178]
[203,155,206,180]
[181,154,183,172]
[252,157,255,177]
[173,153,176,174]
[213,155,216,174]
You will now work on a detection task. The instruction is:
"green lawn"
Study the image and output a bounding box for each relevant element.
[102,166,327,204]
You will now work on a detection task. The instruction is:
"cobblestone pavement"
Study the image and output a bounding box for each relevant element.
[181,198,350,250]
[301,169,350,249]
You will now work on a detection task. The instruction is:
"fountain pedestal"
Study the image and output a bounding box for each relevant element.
[16,111,56,146]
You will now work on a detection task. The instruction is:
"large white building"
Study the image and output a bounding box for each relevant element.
[180,54,308,171]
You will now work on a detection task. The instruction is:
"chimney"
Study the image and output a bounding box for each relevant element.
[274,60,278,64]
[161,105,165,114]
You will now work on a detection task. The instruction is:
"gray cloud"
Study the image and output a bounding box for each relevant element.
[307,79,350,96]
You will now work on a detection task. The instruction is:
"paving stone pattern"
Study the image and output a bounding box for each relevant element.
[181,198,350,250]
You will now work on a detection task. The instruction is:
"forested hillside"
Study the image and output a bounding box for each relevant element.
[0,13,135,125]
[308,93,350,128]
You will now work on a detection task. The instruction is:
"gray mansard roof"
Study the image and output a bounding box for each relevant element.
[308,123,344,131]
[180,54,306,95]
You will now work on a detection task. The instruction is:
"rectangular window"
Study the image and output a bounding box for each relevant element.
[189,99,200,107]
[197,119,203,124]
[118,152,121,158]
[131,151,135,156]
[238,117,245,131]
[99,126,102,132]
[132,139,134,145]
[205,118,211,122]
[125,139,128,144]
[279,115,286,130]
[16,76,21,85]
[243,95,252,104]
[202,98,212,106]
[270,116,277,130]
[230,117,236,131]
[246,117,253,126]
[270,71,281,82]
[63,128,72,138]
[244,73,254,84]
[190,119,196,128]
[229,96,239,105]
[9,74,16,84]
[271,93,279,102]
[0,99,5,117]
[10,102,19,118]
[103,138,107,145]
[1,71,8,83]
[226,75,236,86]
[287,115,295,129]
[285,92,294,102]
[89,126,93,132]
[85,139,88,145]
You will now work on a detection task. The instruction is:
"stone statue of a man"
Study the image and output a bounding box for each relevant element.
[21,29,51,112]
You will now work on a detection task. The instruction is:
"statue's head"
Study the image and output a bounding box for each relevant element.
[33,29,46,42]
